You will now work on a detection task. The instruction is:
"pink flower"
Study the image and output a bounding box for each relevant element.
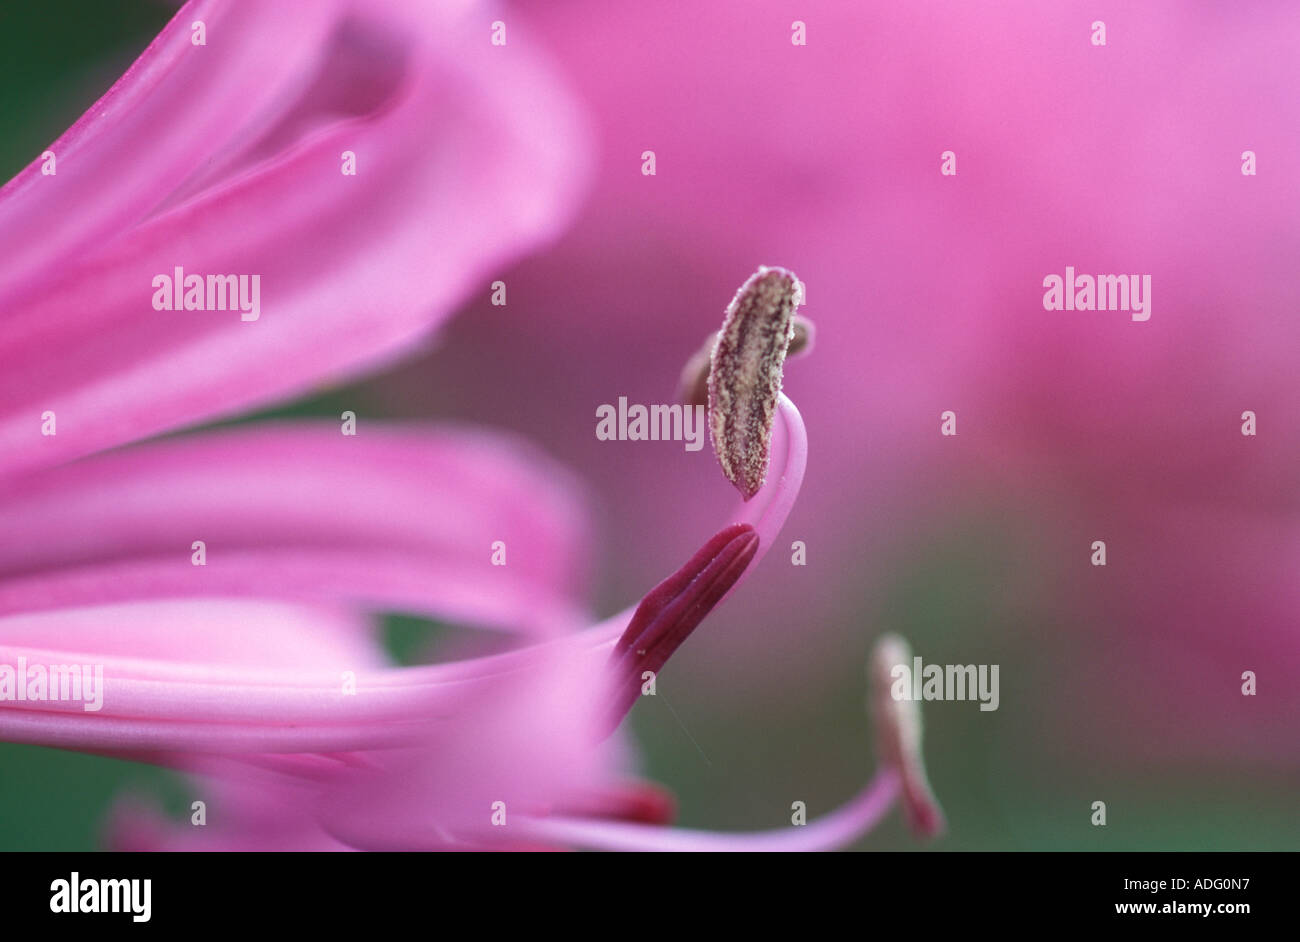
[4,353,938,850]
[2,0,944,854]
[0,0,612,847]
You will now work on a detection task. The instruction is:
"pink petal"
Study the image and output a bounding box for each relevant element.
[313,647,616,849]
[0,606,611,753]
[0,0,590,475]
[0,423,591,634]
[0,599,381,669]
[0,0,344,296]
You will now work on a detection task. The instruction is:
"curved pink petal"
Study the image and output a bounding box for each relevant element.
[0,423,591,634]
[313,646,617,850]
[0,0,343,292]
[0,596,624,849]
[0,598,435,753]
[103,663,624,852]
[0,599,383,669]
[0,602,606,754]
[0,0,591,476]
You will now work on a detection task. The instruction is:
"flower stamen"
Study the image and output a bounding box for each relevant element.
[600,523,759,735]
[708,266,803,500]
[870,634,945,838]
[678,313,813,408]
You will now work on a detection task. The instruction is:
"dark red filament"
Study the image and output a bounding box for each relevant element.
[600,523,759,735]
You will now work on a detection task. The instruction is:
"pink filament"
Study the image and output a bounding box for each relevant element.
[522,767,900,852]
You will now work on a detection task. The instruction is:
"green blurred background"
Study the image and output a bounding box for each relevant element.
[1,2,1292,851]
